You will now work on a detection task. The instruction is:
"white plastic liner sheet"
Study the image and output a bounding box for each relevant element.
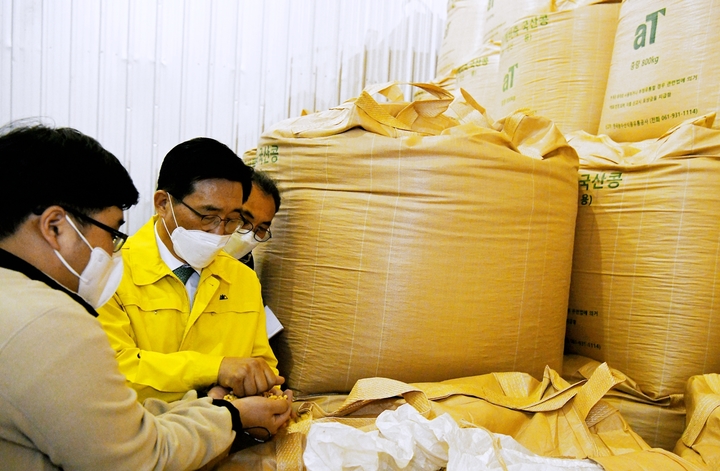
[303,404,604,471]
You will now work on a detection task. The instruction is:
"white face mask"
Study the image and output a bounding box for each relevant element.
[162,198,231,271]
[224,230,260,259]
[54,216,124,309]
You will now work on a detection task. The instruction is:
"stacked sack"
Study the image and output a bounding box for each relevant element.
[483,0,554,43]
[252,83,579,395]
[236,1,720,464]
[435,0,487,80]
[497,2,620,134]
[599,0,720,141]
[434,1,621,132]
[426,0,553,109]
[565,114,720,450]
[414,0,487,101]
[558,0,720,454]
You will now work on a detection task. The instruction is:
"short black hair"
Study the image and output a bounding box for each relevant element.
[0,122,139,239]
[157,137,253,202]
[251,170,281,213]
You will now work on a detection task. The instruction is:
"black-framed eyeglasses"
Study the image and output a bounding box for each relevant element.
[65,208,128,253]
[170,194,248,234]
[235,219,272,242]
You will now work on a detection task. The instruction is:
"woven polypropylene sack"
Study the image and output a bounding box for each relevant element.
[483,0,554,43]
[497,3,620,135]
[566,115,720,399]
[252,84,579,394]
[598,0,720,142]
[436,0,487,78]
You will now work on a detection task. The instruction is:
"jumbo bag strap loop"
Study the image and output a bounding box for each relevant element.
[362,81,453,102]
[573,362,626,421]
[352,82,455,135]
[681,374,720,446]
[417,363,622,417]
[360,82,406,102]
[496,110,571,160]
[413,370,584,413]
[353,90,414,130]
[681,393,720,446]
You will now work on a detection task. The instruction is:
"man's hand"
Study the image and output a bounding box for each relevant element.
[218,357,284,397]
[206,384,231,400]
[230,392,294,437]
[266,387,296,420]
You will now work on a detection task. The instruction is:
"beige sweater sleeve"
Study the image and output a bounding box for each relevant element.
[0,299,234,471]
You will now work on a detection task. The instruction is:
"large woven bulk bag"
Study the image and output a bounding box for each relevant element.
[599,0,720,142]
[565,114,720,399]
[483,0,554,43]
[497,3,620,135]
[455,41,501,120]
[251,83,579,395]
[436,0,487,78]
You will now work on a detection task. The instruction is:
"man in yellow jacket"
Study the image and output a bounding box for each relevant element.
[97,138,288,415]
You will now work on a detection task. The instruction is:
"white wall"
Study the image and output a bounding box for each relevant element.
[1,0,446,233]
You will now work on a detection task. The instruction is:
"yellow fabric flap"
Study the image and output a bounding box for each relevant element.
[294,363,623,423]
[297,377,432,419]
[593,448,706,471]
[681,374,720,446]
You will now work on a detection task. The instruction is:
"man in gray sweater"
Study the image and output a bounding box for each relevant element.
[0,123,291,470]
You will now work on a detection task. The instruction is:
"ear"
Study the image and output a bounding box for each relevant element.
[38,206,69,251]
[154,190,170,217]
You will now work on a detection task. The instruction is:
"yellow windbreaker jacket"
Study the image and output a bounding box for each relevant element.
[97,217,278,403]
